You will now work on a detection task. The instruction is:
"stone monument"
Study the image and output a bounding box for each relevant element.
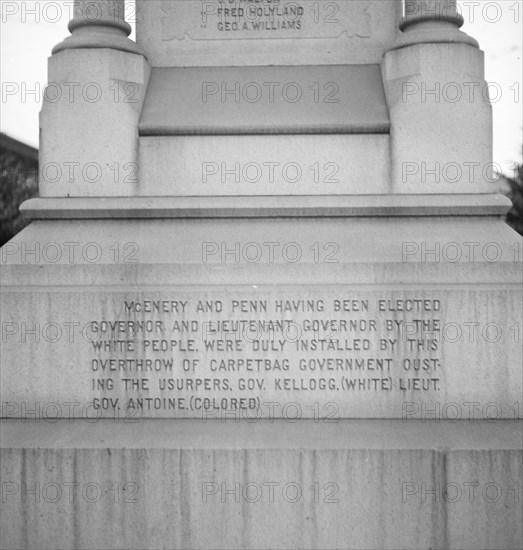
[1,0,522,548]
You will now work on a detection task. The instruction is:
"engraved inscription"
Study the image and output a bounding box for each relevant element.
[86,291,444,417]
[161,0,372,41]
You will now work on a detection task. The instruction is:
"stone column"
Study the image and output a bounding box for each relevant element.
[380,0,492,193]
[53,0,144,55]
[398,0,477,48]
[39,0,150,198]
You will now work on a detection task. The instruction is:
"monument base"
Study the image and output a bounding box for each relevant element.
[1,419,522,550]
[2,194,521,419]
[1,195,521,549]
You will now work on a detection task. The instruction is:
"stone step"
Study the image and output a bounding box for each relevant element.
[139,65,390,136]
[138,134,391,196]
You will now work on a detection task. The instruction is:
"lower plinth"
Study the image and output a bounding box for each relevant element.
[2,198,521,419]
[1,419,522,550]
[1,194,521,549]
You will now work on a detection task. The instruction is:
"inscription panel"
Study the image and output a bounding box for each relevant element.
[162,0,371,41]
[138,0,401,66]
[2,286,521,419]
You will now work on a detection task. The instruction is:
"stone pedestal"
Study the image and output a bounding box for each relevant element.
[1,1,521,548]
[2,420,521,550]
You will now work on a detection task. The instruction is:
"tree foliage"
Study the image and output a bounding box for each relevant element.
[0,152,38,247]
[505,152,523,236]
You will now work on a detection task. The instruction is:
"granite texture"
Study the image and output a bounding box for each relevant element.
[2,216,521,420]
[138,135,390,196]
[1,419,521,550]
[139,65,390,135]
[137,0,402,67]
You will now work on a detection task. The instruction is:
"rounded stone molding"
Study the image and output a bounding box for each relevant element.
[52,0,145,57]
[394,0,478,49]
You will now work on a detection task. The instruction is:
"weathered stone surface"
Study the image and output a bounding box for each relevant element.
[52,0,145,56]
[3,0,521,548]
[137,0,402,67]
[138,135,390,195]
[19,195,514,220]
[382,43,493,193]
[2,216,521,420]
[39,49,150,198]
[139,65,390,135]
[1,419,522,550]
